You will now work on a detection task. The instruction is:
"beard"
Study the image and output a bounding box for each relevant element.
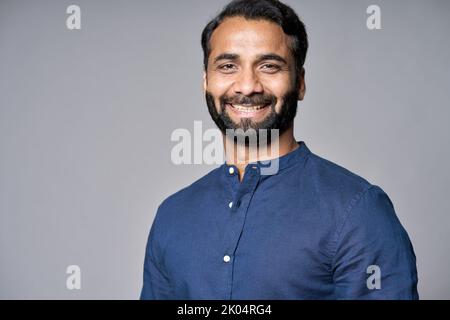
[205,86,299,145]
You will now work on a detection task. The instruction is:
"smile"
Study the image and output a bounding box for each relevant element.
[230,103,269,111]
[225,103,271,117]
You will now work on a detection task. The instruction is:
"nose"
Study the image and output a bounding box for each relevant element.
[232,68,263,96]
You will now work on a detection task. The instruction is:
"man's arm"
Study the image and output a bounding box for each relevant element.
[332,185,419,299]
[140,208,173,300]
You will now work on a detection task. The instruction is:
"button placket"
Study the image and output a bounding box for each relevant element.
[221,167,261,248]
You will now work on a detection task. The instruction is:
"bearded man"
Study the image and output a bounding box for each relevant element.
[140,0,418,300]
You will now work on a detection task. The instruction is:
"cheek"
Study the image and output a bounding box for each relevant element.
[207,74,233,96]
[206,74,233,110]
[260,76,292,112]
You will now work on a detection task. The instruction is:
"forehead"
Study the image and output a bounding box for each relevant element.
[209,17,292,61]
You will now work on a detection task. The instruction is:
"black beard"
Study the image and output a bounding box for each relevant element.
[205,88,299,145]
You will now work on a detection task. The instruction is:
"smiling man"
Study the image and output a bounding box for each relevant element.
[140,0,418,300]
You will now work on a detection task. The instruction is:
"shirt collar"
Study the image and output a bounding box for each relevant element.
[222,141,311,176]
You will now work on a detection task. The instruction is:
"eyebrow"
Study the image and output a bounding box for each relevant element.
[255,53,288,65]
[213,53,239,64]
[212,53,288,65]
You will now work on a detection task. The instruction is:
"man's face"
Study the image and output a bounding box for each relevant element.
[204,17,305,137]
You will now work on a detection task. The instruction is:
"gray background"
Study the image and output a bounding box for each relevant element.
[1,0,449,299]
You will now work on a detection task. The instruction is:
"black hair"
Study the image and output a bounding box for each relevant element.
[201,0,308,75]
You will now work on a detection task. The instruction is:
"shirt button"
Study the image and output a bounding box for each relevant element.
[223,255,231,263]
[228,201,233,208]
[228,167,235,175]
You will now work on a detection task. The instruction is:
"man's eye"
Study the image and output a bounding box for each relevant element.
[219,64,237,72]
[261,64,281,72]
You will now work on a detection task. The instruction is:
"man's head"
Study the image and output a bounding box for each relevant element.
[201,0,308,140]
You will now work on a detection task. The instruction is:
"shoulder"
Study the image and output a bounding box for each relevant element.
[303,149,412,256]
[305,151,407,243]
[161,166,222,208]
[152,165,223,226]
[299,148,400,232]
[303,151,376,210]
[306,151,372,194]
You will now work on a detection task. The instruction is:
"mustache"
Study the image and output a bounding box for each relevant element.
[220,94,277,106]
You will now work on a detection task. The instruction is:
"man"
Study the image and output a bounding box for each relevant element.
[140,0,418,299]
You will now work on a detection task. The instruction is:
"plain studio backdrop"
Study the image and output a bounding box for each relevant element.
[1,0,449,299]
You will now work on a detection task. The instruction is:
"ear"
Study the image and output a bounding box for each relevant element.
[202,71,207,94]
[297,67,306,101]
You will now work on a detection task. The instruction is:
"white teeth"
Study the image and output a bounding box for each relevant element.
[230,104,267,112]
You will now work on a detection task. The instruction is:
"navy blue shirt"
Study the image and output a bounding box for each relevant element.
[140,141,418,299]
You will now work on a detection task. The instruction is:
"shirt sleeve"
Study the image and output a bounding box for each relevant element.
[332,185,419,299]
[140,207,173,300]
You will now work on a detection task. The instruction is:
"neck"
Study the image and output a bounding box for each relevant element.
[223,125,299,181]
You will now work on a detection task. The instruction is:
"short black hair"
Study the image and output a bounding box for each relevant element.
[201,0,308,75]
